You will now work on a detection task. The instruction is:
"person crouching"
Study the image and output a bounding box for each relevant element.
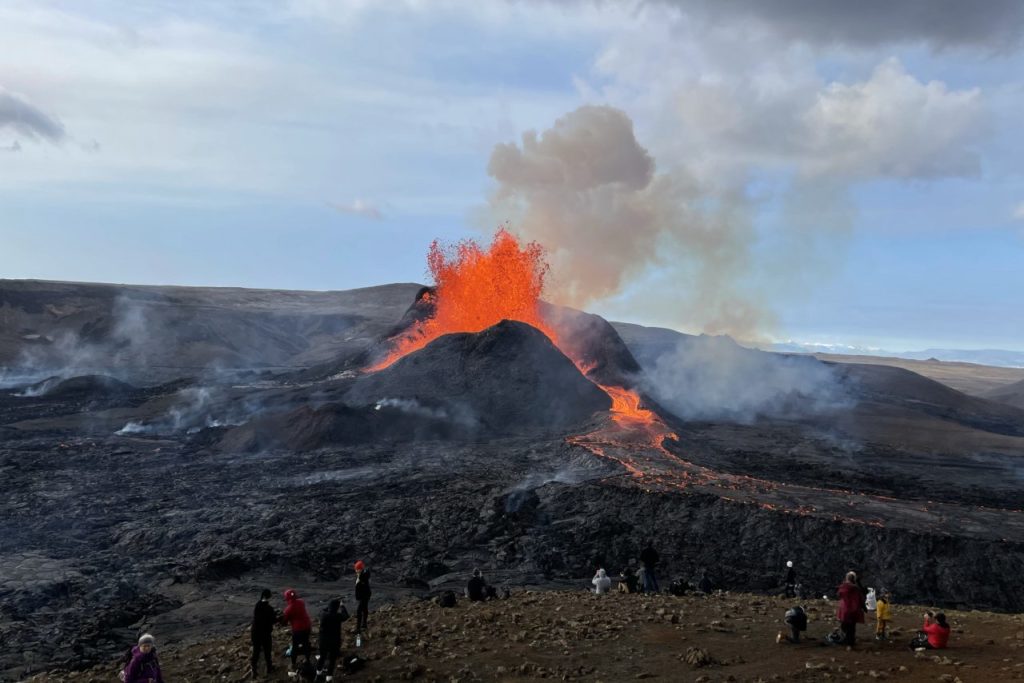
[777,606,808,644]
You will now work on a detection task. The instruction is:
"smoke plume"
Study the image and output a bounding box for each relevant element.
[488,105,769,340]
[639,334,850,423]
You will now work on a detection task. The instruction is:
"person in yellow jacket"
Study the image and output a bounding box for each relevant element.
[875,589,893,640]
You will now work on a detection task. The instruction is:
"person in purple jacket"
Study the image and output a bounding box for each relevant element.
[122,633,164,683]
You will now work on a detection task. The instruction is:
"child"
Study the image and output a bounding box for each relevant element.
[875,589,893,641]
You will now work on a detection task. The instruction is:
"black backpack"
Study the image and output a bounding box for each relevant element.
[439,590,457,608]
[298,659,318,681]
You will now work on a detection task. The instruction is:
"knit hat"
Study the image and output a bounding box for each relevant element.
[138,634,155,646]
[354,560,365,572]
[786,561,793,568]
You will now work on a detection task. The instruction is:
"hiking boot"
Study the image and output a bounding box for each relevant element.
[287,671,298,678]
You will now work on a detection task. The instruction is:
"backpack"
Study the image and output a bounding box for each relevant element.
[118,649,133,682]
[439,590,457,608]
[339,603,350,623]
[343,655,366,674]
[298,659,317,681]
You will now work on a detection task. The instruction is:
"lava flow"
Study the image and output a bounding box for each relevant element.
[367,228,673,450]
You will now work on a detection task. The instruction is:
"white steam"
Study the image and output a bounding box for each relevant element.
[640,335,850,423]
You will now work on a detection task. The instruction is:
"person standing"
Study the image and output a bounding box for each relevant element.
[354,560,372,634]
[467,569,487,602]
[280,588,312,675]
[875,589,893,641]
[836,572,865,646]
[784,560,797,598]
[318,598,346,681]
[250,589,276,679]
[592,568,612,594]
[639,543,660,594]
[122,633,164,683]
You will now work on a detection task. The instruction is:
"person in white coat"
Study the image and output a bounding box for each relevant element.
[592,568,612,594]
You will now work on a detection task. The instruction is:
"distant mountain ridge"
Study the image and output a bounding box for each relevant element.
[769,342,1024,368]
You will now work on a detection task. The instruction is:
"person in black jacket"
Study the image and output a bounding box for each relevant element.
[318,599,345,681]
[784,560,797,598]
[640,543,660,593]
[250,589,276,679]
[467,569,487,602]
[354,560,371,634]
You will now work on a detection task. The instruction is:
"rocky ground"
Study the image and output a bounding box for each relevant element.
[4,280,1024,681]
[28,589,1024,682]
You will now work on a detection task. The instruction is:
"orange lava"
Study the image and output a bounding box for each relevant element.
[370,228,558,370]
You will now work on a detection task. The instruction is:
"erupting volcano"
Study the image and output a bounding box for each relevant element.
[368,228,672,456]
[370,228,559,369]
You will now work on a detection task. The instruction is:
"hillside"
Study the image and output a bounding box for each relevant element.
[30,589,1024,682]
[985,378,1024,410]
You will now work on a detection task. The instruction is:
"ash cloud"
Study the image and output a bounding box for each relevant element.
[0,88,66,143]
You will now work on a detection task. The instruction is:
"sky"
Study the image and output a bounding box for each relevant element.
[1,0,1023,351]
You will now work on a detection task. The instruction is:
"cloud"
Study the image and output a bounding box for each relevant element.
[0,87,65,143]
[329,198,383,220]
[648,0,1024,51]
[1014,202,1024,221]
[1,140,21,153]
[801,59,984,179]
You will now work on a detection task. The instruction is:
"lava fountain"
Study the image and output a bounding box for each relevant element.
[367,228,674,458]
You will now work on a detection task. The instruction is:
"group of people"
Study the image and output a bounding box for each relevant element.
[123,551,959,681]
[779,568,950,652]
[592,543,662,595]
[249,560,372,680]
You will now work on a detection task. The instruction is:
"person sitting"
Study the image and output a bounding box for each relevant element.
[777,606,808,644]
[467,569,487,602]
[910,611,950,650]
[592,568,611,594]
[617,567,638,594]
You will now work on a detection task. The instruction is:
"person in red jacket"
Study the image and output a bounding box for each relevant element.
[911,611,951,650]
[280,588,312,674]
[836,571,865,646]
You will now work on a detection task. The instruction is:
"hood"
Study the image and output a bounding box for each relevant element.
[328,598,341,613]
[597,569,607,578]
[284,589,298,602]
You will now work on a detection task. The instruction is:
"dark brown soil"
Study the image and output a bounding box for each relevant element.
[29,589,1024,682]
